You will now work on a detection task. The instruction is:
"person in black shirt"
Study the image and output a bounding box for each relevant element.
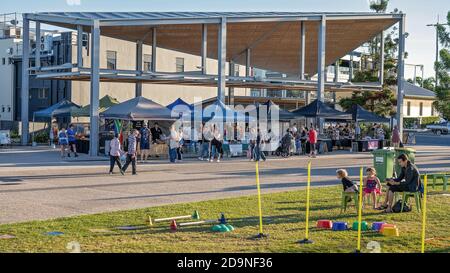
[380,154,422,212]
[336,169,358,192]
[150,122,163,144]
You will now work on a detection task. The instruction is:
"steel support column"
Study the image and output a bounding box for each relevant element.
[89,20,100,156]
[317,15,326,133]
[151,28,157,72]
[35,21,41,69]
[217,17,227,102]
[300,21,311,104]
[228,61,235,106]
[77,25,83,68]
[396,15,406,137]
[201,24,207,74]
[245,48,251,77]
[334,61,339,83]
[20,17,30,145]
[300,21,306,80]
[349,52,354,81]
[379,31,385,85]
[135,40,143,97]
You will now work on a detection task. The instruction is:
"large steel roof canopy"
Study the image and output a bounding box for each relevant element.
[27,12,401,91]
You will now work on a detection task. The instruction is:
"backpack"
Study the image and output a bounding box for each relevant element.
[392,200,411,213]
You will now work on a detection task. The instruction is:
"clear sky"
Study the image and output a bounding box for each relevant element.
[2,0,449,79]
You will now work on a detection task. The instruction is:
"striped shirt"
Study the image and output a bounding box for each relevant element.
[128,134,137,155]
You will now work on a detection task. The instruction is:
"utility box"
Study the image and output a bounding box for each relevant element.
[371,148,396,182]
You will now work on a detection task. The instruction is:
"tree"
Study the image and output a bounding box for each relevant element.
[339,0,400,117]
[433,11,450,120]
[369,0,389,13]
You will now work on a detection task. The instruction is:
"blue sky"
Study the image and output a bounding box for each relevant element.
[3,0,449,79]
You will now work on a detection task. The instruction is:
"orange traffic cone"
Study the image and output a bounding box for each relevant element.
[170,220,178,232]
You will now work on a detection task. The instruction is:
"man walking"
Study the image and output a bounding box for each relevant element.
[122,130,138,175]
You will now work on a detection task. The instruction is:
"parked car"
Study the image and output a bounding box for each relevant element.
[426,122,450,135]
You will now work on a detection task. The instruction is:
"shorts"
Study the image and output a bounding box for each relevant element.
[141,143,150,150]
[69,140,76,146]
[59,141,68,146]
[388,183,409,193]
[363,188,381,194]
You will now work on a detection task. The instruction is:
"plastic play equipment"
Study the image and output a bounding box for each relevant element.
[148,210,200,226]
[379,223,397,233]
[172,213,227,230]
[317,220,333,229]
[352,221,368,231]
[299,161,313,244]
[382,226,399,236]
[332,222,348,231]
[212,224,235,232]
[371,222,386,231]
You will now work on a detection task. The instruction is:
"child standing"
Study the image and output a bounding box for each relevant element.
[363,167,382,209]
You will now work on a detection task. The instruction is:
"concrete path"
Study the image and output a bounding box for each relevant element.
[0,144,449,224]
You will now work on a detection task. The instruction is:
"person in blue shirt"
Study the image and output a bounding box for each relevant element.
[67,124,78,158]
[140,123,152,162]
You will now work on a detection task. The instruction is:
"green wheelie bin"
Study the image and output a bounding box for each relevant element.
[394,147,416,176]
[371,148,396,182]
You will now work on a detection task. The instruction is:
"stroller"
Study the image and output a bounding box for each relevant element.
[275,133,292,158]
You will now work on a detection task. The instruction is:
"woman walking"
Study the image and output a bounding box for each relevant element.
[109,133,124,175]
[168,124,180,163]
[58,127,69,159]
[210,125,223,163]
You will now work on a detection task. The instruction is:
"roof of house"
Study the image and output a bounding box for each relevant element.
[404,82,436,99]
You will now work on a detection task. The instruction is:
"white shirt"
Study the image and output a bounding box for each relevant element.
[109,137,122,156]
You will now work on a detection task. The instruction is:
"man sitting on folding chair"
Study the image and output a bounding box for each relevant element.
[379,154,422,213]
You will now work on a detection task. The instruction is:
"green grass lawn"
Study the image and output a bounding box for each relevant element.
[0,185,449,253]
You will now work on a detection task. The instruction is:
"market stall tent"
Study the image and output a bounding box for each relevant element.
[33,100,81,119]
[258,100,297,121]
[347,104,390,123]
[72,95,120,117]
[32,100,81,145]
[100,96,175,121]
[291,99,351,119]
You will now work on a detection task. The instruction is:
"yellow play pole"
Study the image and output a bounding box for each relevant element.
[421,174,428,253]
[356,167,364,252]
[255,161,265,237]
[299,161,313,244]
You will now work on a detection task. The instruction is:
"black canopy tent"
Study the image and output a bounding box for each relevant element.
[257,100,297,121]
[291,99,351,119]
[347,104,390,123]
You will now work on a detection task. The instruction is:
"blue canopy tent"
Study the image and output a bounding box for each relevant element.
[32,100,81,145]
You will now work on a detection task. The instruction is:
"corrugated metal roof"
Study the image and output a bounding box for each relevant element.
[30,11,396,21]
[404,82,436,98]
